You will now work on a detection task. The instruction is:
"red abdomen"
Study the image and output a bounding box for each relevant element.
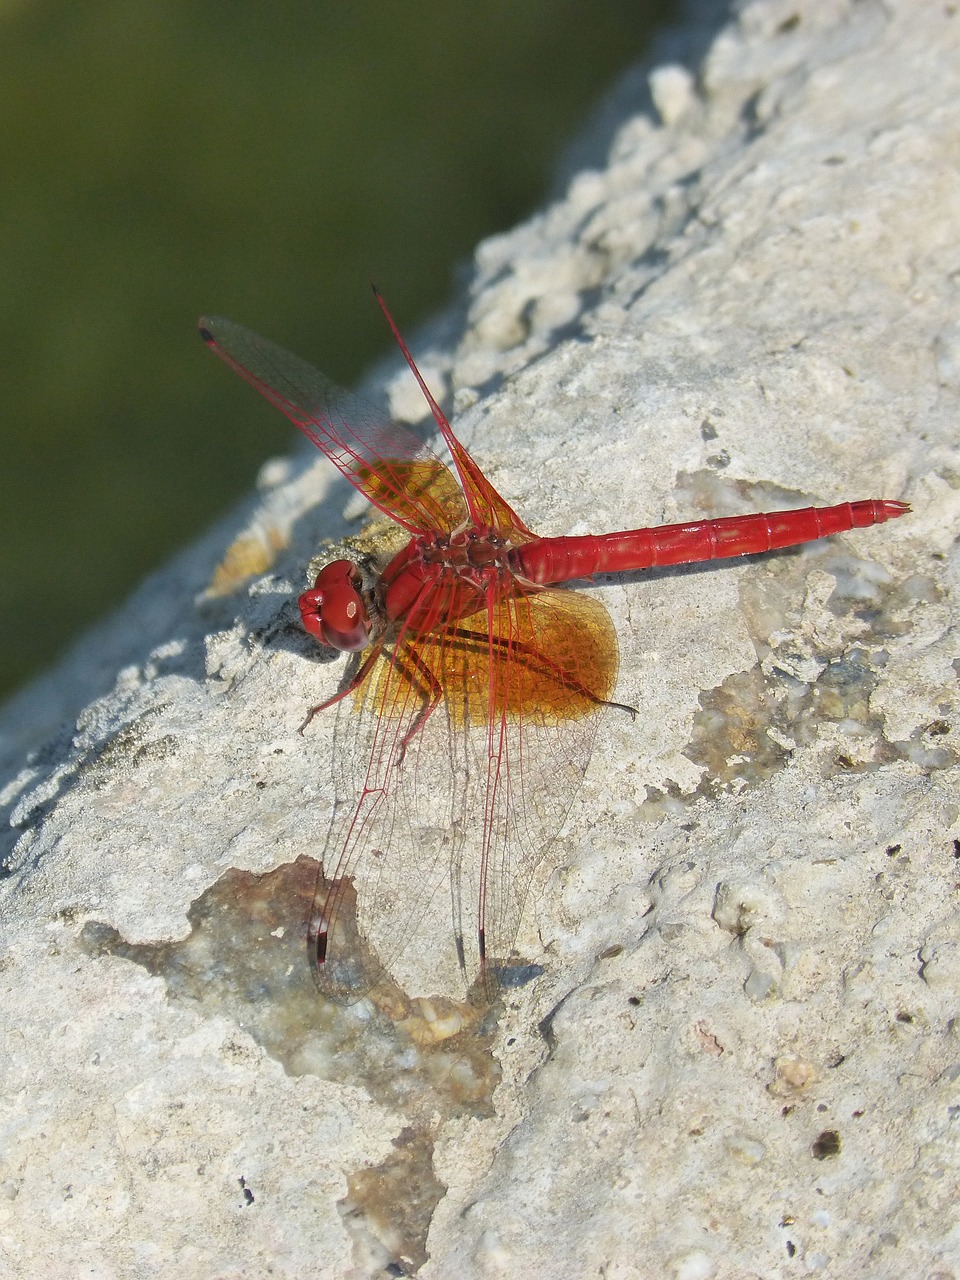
[515,499,909,585]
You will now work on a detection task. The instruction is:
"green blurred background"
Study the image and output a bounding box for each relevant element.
[0,0,673,705]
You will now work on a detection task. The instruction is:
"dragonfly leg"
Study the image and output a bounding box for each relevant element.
[386,642,444,761]
[299,643,383,735]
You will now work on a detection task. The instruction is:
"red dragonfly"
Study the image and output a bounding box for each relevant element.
[200,293,908,1000]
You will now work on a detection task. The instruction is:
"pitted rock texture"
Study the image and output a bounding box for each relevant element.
[1,2,957,1277]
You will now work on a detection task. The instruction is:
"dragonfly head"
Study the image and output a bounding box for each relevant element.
[299,559,372,651]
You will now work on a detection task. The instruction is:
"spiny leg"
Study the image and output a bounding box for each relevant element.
[299,642,385,734]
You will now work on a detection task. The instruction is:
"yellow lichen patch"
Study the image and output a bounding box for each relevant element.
[207,526,287,596]
[303,517,409,587]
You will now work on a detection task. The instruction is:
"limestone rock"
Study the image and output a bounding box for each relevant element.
[2,1,957,1276]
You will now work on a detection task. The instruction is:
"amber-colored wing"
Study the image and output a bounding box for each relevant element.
[372,289,537,544]
[199,316,468,535]
[311,581,621,1002]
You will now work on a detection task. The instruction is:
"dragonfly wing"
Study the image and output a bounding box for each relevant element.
[313,583,620,1002]
[312,640,470,1003]
[371,290,535,541]
[446,585,620,986]
[200,316,468,534]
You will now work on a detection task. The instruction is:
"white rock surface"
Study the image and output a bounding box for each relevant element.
[2,1,958,1277]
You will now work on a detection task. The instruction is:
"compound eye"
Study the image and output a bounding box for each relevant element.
[298,559,372,651]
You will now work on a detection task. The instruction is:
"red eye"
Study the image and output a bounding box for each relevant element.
[298,560,371,651]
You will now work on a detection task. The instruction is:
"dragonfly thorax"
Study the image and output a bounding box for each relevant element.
[374,527,524,635]
[418,525,512,573]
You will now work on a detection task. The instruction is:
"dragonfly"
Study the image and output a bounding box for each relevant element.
[199,292,908,1001]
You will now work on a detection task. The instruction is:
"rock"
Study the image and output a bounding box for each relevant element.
[2,1,957,1276]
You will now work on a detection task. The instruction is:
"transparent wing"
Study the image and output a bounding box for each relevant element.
[310,582,621,1004]
[200,316,468,534]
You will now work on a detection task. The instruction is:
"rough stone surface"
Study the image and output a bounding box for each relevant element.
[2,1,958,1277]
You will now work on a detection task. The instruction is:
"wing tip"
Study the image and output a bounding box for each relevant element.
[198,315,229,347]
